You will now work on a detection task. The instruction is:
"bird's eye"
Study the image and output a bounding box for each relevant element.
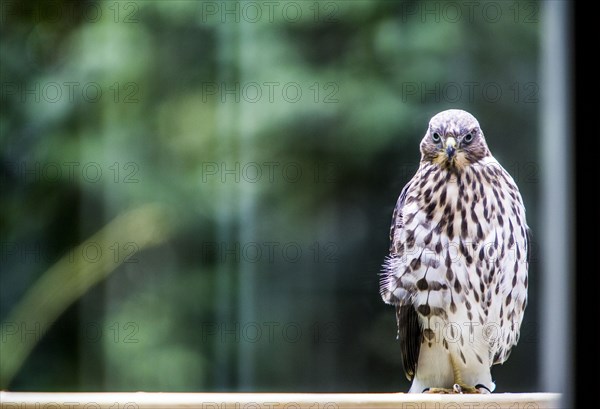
[463,133,474,143]
[432,132,441,143]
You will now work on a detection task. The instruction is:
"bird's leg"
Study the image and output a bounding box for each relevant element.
[449,355,483,394]
[423,354,458,394]
[423,355,462,394]
[423,355,487,394]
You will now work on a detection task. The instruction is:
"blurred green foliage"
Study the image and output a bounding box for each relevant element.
[1,0,539,392]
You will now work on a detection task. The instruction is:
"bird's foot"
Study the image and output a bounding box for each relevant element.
[452,383,478,394]
[423,384,490,394]
[422,387,454,394]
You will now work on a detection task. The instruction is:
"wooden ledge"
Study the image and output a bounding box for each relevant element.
[0,392,562,409]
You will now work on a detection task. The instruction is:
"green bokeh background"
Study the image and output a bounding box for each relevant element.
[1,0,540,392]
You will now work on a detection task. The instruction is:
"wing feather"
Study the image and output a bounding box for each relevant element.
[381,180,422,381]
[397,305,421,381]
[388,183,409,254]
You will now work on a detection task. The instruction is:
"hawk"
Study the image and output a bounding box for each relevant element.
[380,109,529,394]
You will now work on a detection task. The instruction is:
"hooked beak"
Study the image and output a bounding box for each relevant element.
[445,137,456,158]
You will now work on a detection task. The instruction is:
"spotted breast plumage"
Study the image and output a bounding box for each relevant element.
[380,109,529,394]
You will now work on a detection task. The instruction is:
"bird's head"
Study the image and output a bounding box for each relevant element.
[420,109,491,170]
